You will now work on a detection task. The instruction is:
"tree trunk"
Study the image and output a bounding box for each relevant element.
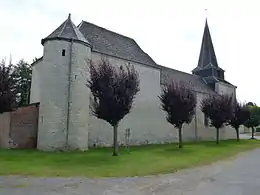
[216,128,220,144]
[251,127,255,139]
[113,124,119,156]
[235,128,240,141]
[178,127,183,148]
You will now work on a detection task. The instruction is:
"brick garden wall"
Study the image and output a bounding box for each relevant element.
[0,112,10,148]
[0,103,39,149]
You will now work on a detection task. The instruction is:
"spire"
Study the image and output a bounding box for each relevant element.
[41,14,91,46]
[192,18,225,82]
[197,19,218,68]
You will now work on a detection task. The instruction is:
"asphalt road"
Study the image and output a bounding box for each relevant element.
[1,148,260,195]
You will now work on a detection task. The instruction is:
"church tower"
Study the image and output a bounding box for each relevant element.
[192,19,225,89]
[192,19,236,96]
[37,14,92,151]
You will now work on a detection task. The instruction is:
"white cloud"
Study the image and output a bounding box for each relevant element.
[0,0,259,104]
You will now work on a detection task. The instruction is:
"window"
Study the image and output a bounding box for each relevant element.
[204,114,209,127]
[62,49,66,56]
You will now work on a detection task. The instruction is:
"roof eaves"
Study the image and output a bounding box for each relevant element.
[41,37,92,48]
[80,20,135,41]
[31,57,43,67]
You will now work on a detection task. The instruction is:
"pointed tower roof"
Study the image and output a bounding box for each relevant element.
[197,19,218,68]
[41,14,91,46]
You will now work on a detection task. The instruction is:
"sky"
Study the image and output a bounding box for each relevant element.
[0,0,259,104]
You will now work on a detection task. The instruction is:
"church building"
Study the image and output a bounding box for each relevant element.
[30,14,236,151]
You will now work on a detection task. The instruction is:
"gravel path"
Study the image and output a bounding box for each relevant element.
[1,148,260,195]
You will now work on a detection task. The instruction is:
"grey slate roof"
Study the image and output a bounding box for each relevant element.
[78,21,157,67]
[159,65,216,94]
[196,20,219,69]
[38,16,217,94]
[191,20,235,87]
[41,14,91,46]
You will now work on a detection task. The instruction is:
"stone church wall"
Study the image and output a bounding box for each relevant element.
[30,50,236,149]
[89,52,178,147]
[87,52,235,147]
[36,40,72,150]
[32,40,91,151]
[30,59,42,104]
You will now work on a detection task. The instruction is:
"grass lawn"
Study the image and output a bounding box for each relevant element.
[0,139,259,177]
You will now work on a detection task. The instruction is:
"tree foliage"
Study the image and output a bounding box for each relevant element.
[246,102,257,107]
[229,101,250,141]
[244,106,260,139]
[159,81,197,148]
[0,61,16,113]
[87,59,140,155]
[12,59,32,106]
[201,94,233,144]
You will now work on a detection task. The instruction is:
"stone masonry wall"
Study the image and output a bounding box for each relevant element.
[9,103,39,148]
[87,52,235,147]
[37,40,71,151]
[0,112,10,148]
[0,103,39,149]
[67,42,91,150]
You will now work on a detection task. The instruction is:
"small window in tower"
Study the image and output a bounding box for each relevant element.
[62,49,66,56]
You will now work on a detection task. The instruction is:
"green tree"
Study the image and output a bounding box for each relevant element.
[244,106,260,139]
[0,60,16,113]
[12,59,32,106]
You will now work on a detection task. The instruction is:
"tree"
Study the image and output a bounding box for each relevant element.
[0,60,16,113]
[201,94,233,144]
[246,102,257,107]
[229,101,250,141]
[159,81,196,148]
[87,59,140,156]
[12,59,32,106]
[244,106,260,139]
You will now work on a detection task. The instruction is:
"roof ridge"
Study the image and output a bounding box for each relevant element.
[58,17,69,37]
[79,20,135,41]
[157,64,202,78]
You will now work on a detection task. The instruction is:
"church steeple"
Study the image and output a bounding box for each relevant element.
[192,19,225,83]
[197,19,218,68]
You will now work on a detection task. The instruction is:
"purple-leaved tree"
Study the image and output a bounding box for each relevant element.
[159,81,196,148]
[87,59,140,156]
[229,101,250,141]
[201,94,233,144]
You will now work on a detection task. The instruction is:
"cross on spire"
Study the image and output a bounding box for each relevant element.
[205,8,208,19]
